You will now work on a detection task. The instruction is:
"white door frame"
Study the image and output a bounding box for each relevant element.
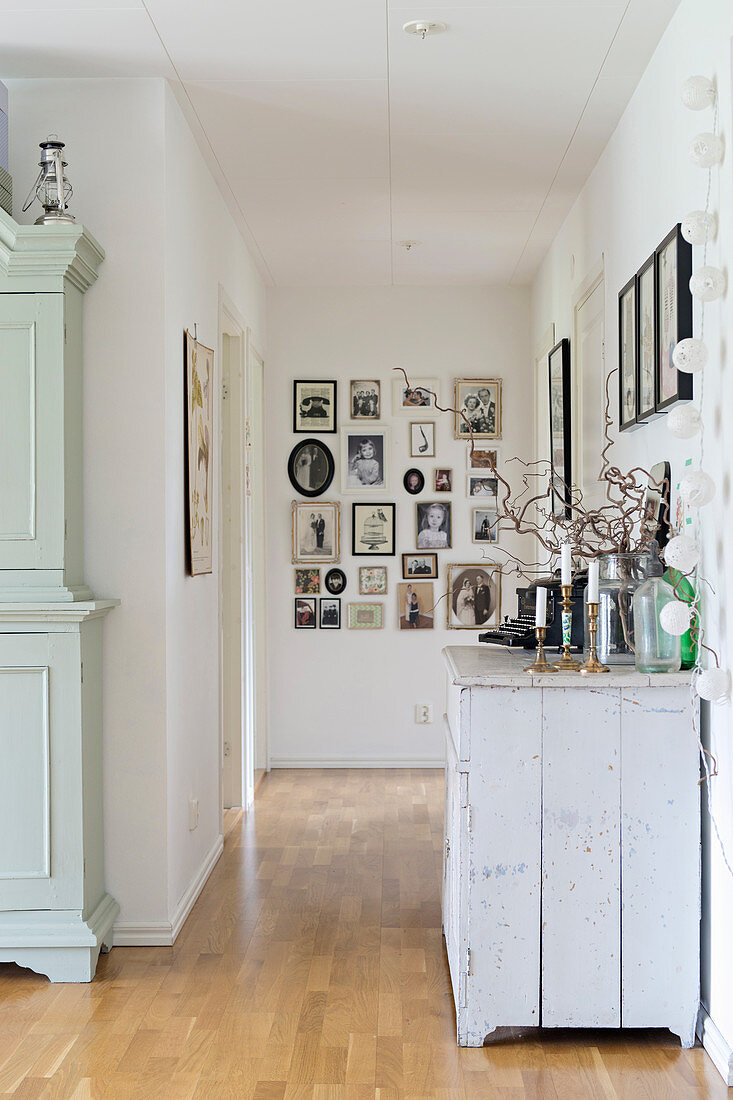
[245,341,268,788]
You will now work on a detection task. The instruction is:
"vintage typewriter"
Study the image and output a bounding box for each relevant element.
[479,571,587,651]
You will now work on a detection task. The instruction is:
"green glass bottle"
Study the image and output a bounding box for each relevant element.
[664,567,698,669]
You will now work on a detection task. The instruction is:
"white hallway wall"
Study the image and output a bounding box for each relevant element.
[8,78,266,937]
[266,286,531,768]
[530,0,733,1072]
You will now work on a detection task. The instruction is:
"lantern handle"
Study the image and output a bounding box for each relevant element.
[21,168,44,214]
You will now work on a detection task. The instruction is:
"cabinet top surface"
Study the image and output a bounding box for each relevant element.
[443,645,692,689]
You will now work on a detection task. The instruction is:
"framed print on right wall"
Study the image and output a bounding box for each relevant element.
[618,275,637,432]
[636,253,657,422]
[655,224,693,413]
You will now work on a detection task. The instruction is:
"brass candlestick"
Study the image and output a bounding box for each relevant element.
[524,626,557,674]
[580,601,610,674]
[554,584,582,670]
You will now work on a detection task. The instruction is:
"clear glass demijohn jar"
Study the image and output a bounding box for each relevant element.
[584,551,653,664]
[633,556,681,674]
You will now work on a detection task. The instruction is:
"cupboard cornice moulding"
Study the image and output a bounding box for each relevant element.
[0,207,104,293]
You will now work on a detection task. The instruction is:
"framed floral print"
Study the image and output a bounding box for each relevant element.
[359,565,388,595]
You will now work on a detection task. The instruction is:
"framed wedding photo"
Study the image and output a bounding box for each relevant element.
[402,552,438,580]
[287,438,335,497]
[392,376,440,415]
[351,380,380,420]
[655,224,693,413]
[341,426,390,493]
[319,598,341,629]
[398,582,434,630]
[548,338,572,518]
[347,603,383,630]
[618,276,637,432]
[636,253,657,422]
[352,503,396,556]
[447,564,501,630]
[291,501,341,564]
[294,597,317,629]
[454,379,502,440]
[294,567,320,594]
[293,380,337,433]
[472,507,499,543]
[416,501,452,550]
[410,421,435,457]
[359,565,388,595]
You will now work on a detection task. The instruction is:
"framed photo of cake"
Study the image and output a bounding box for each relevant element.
[402,553,438,579]
[341,426,390,493]
[291,501,340,564]
[398,582,434,630]
[351,380,380,420]
[352,503,396,556]
[347,603,383,629]
[293,380,337,433]
[454,379,502,439]
[392,376,440,415]
[446,564,501,629]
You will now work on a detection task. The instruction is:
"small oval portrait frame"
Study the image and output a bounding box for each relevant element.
[288,438,335,498]
[324,567,347,595]
[403,468,425,495]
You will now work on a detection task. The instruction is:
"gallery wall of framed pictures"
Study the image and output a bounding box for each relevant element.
[617,223,693,432]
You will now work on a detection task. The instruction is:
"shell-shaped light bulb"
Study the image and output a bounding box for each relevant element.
[681,210,717,245]
[696,667,731,704]
[664,534,700,572]
[679,469,715,507]
[690,266,726,301]
[660,600,692,636]
[689,132,724,168]
[672,337,707,373]
[681,75,716,111]
[668,405,702,439]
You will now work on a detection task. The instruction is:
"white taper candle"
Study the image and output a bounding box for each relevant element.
[588,559,599,604]
[560,543,572,586]
[535,586,547,628]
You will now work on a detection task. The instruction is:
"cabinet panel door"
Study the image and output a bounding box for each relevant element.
[542,688,620,1026]
[0,294,64,571]
[621,688,699,1045]
[0,633,82,911]
[466,687,542,1038]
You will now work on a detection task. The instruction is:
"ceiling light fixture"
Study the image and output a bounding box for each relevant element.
[402,20,447,40]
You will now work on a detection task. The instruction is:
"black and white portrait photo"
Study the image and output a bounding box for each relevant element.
[319,598,341,628]
[351,380,380,419]
[293,380,337,433]
[447,565,501,629]
[341,428,389,492]
[454,379,502,439]
[472,508,499,543]
[292,501,340,564]
[402,553,438,579]
[416,501,451,550]
[324,568,346,595]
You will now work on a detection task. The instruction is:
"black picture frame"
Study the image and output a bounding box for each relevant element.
[403,468,425,494]
[287,438,335,498]
[293,380,337,433]
[319,597,341,629]
[618,276,638,432]
[548,338,572,519]
[294,597,317,629]
[642,460,672,551]
[654,224,693,413]
[351,503,396,556]
[635,253,657,422]
[324,568,346,595]
[401,552,438,580]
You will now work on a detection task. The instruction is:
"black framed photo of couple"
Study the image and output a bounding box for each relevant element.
[324,567,346,595]
[341,426,390,493]
[398,582,434,630]
[287,439,335,497]
[416,501,451,549]
[447,564,501,629]
[319,598,341,629]
[294,597,317,629]
[402,553,438,579]
[293,380,337,433]
[291,501,340,564]
[351,380,380,419]
[548,338,572,518]
[352,503,396,555]
[454,379,502,440]
[655,225,693,413]
[403,468,424,494]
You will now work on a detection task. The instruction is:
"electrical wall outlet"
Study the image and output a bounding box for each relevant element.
[415,703,433,724]
[189,797,199,831]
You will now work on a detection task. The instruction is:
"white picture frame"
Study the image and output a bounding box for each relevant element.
[340,425,390,493]
[392,377,440,416]
[410,421,435,458]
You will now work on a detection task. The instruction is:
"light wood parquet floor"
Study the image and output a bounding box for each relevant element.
[0,769,727,1098]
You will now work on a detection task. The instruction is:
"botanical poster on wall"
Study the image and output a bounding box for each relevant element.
[185,330,214,575]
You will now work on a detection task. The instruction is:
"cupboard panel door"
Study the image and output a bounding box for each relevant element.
[542,688,621,1027]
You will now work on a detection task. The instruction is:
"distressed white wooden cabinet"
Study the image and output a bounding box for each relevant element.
[0,207,118,981]
[442,646,700,1048]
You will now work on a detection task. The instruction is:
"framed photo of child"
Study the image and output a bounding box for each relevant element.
[415,501,451,549]
[341,426,390,493]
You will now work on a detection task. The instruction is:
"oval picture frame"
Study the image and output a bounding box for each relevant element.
[403,468,425,495]
[287,438,335,498]
[324,568,347,595]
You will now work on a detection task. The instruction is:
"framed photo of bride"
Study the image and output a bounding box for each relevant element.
[291,501,341,564]
[446,563,501,629]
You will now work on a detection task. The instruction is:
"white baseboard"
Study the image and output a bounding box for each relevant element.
[268,755,445,769]
[112,833,224,947]
[697,1005,733,1086]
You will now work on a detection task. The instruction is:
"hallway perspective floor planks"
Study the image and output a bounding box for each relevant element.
[0,769,726,1098]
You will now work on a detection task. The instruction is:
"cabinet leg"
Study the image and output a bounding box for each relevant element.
[1,945,103,983]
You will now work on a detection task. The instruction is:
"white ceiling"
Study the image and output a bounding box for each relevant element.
[0,0,680,286]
